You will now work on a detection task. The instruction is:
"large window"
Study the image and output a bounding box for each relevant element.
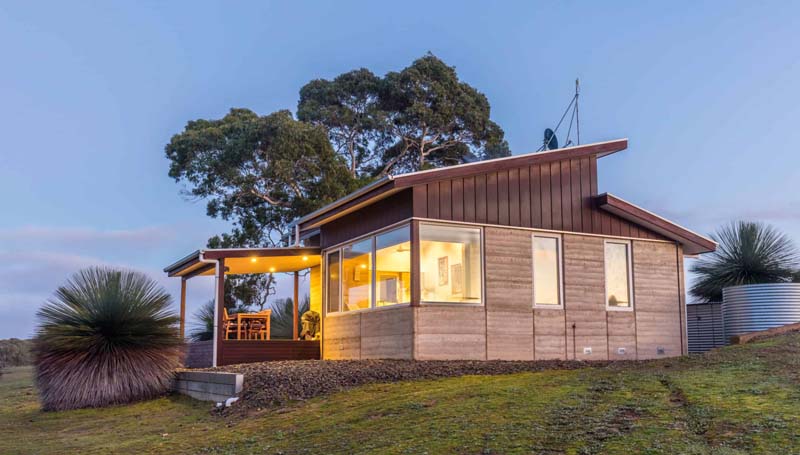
[532,234,562,307]
[419,223,482,304]
[375,227,411,306]
[605,240,633,309]
[326,224,410,313]
[342,238,372,311]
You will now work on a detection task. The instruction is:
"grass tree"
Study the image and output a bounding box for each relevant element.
[690,221,800,302]
[189,300,215,342]
[269,295,310,339]
[34,267,183,411]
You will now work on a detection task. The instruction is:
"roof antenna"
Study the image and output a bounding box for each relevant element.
[575,78,580,145]
[539,78,581,151]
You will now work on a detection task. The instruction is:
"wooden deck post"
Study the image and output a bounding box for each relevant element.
[293,271,299,340]
[179,278,187,339]
[215,258,225,367]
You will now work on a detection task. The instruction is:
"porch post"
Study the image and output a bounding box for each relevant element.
[214,258,225,367]
[410,220,421,307]
[293,271,299,340]
[179,278,187,339]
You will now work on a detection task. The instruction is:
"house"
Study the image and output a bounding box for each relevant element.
[165,138,716,367]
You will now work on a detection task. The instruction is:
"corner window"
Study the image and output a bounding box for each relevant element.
[419,223,482,304]
[325,224,410,313]
[605,240,633,310]
[342,238,373,311]
[532,234,562,307]
[375,227,411,306]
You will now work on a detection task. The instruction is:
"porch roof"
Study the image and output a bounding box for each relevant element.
[163,246,321,278]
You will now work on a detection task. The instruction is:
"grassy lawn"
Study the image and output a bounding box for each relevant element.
[2,334,800,454]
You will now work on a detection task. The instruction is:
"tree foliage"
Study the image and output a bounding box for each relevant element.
[378,53,509,174]
[690,221,800,302]
[298,53,511,177]
[166,109,359,245]
[0,338,33,368]
[298,69,384,178]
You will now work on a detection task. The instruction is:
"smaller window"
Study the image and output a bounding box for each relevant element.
[326,251,341,313]
[532,234,562,307]
[605,240,633,310]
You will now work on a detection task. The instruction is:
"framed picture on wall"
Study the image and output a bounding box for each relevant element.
[438,256,448,286]
[451,263,463,294]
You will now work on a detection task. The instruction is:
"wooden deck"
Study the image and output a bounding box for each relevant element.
[218,340,320,366]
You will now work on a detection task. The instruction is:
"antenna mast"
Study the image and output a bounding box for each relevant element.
[538,78,582,151]
[575,78,580,145]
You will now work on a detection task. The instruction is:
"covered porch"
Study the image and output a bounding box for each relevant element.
[164,246,322,367]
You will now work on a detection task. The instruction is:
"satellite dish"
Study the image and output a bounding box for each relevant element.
[543,128,559,150]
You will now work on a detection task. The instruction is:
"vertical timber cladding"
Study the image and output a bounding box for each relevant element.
[562,234,609,360]
[411,156,668,241]
[484,227,534,360]
[633,241,682,359]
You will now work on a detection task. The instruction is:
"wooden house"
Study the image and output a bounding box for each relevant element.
[165,139,716,366]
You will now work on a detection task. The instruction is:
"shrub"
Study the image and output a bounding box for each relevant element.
[34,267,183,411]
[0,338,33,368]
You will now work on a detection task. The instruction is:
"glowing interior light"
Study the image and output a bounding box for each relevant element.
[250,257,257,263]
[302,256,308,261]
[360,264,367,269]
[269,267,276,272]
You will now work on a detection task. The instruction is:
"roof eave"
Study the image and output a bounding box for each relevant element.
[595,193,717,255]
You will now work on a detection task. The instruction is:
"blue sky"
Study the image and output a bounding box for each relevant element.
[2,1,799,338]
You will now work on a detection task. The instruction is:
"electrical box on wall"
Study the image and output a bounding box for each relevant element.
[617,347,626,355]
[583,347,592,355]
[657,347,665,355]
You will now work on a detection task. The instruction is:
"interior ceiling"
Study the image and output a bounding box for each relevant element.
[198,255,322,276]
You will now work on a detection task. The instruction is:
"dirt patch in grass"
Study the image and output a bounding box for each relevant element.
[208,359,626,413]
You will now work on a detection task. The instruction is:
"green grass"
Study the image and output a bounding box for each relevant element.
[2,334,800,454]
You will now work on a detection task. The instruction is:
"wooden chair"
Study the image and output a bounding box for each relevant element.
[223,308,245,340]
[246,310,271,340]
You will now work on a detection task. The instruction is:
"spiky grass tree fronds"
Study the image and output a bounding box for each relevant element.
[189,300,215,342]
[690,221,799,302]
[269,295,310,339]
[34,267,182,411]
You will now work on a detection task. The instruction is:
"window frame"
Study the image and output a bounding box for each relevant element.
[418,221,484,306]
[323,222,411,314]
[531,232,564,309]
[604,239,634,312]
[324,249,342,314]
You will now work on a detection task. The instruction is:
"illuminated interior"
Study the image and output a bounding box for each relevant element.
[533,235,561,306]
[375,227,411,306]
[419,223,481,303]
[342,238,372,311]
[605,241,631,308]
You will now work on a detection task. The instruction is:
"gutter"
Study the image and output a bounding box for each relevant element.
[197,250,222,367]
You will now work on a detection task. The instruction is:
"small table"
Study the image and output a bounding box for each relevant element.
[236,312,271,340]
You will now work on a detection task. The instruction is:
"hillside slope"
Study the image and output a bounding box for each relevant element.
[1,332,799,454]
